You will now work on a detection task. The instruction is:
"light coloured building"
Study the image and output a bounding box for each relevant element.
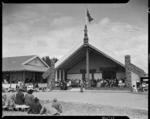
[2,55,49,89]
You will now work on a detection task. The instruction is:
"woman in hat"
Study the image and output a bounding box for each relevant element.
[27,97,42,114]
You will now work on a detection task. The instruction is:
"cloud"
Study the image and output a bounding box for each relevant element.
[98,17,110,26]
[50,16,80,30]
[88,18,148,72]
[3,16,148,73]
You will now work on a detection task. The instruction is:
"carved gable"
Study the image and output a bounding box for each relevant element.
[26,57,47,67]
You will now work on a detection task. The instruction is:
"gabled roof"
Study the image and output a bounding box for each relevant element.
[129,63,146,77]
[55,43,84,69]
[55,43,125,70]
[3,55,49,72]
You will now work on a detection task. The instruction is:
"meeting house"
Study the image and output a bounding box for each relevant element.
[43,25,147,90]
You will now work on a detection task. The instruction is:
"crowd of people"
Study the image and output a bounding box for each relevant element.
[2,89,63,116]
[15,81,40,92]
[63,78,126,88]
[95,78,126,88]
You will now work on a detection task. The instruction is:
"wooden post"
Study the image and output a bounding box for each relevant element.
[22,72,25,84]
[47,59,55,90]
[86,47,90,87]
[10,72,12,88]
[55,69,57,82]
[59,70,61,82]
[63,70,65,81]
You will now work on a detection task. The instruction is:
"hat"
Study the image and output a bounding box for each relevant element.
[27,89,34,94]
[7,89,13,92]
[53,98,57,102]
[34,97,39,102]
[19,89,23,92]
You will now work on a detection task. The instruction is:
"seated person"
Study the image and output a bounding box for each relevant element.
[19,83,23,90]
[25,89,34,106]
[132,85,137,92]
[52,98,62,113]
[3,89,16,110]
[34,83,39,92]
[27,83,33,91]
[2,87,6,93]
[16,89,25,105]
[40,100,60,115]
[28,97,42,114]
[4,79,8,84]
[16,84,19,91]
[34,83,39,88]
[142,83,146,92]
[2,93,7,106]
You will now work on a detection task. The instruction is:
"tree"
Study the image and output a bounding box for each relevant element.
[42,56,51,67]
[42,56,59,67]
[51,57,58,63]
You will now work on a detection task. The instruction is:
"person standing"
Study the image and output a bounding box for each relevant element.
[16,89,25,105]
[80,79,84,92]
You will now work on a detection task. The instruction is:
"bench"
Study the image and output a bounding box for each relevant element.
[39,87,47,91]
[15,104,30,111]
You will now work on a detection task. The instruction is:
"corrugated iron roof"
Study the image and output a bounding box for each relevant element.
[24,65,48,72]
[2,55,48,72]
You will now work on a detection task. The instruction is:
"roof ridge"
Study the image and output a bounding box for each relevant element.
[3,55,37,58]
[129,63,146,76]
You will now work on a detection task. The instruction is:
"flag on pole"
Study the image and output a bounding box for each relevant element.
[87,9,93,23]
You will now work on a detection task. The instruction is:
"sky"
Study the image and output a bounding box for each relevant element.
[2,0,148,73]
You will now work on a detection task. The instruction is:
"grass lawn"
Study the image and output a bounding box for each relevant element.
[2,89,148,119]
[2,101,148,119]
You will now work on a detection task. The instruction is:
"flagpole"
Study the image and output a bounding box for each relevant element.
[85,4,88,25]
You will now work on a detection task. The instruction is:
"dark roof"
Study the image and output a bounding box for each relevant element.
[2,55,48,72]
[55,43,125,70]
[55,43,146,76]
[129,63,146,77]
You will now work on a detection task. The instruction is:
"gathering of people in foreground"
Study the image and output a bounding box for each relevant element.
[2,89,63,116]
